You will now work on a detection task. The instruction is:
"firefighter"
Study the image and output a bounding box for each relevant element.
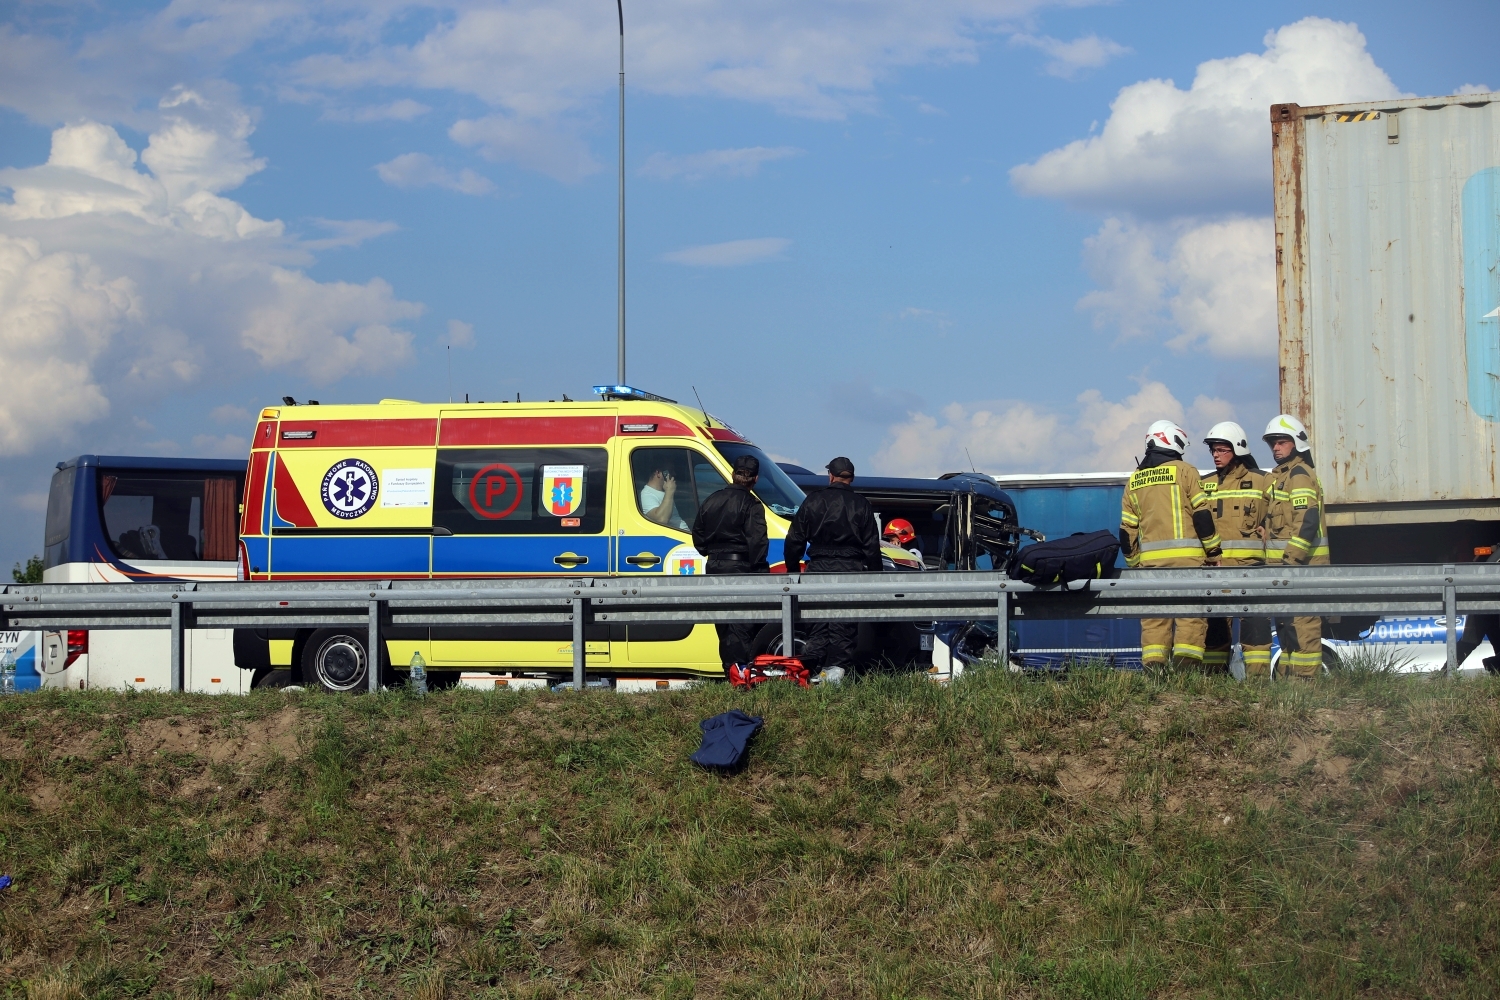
[1200,422,1273,677]
[1119,420,1223,672]
[882,517,924,566]
[783,457,882,683]
[1263,414,1328,678]
[691,454,769,677]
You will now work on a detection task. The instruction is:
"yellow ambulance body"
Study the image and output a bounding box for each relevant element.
[239,390,917,682]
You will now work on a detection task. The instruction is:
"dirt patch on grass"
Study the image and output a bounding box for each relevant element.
[127,705,303,765]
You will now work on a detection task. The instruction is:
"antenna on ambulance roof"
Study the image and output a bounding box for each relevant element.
[692,385,713,426]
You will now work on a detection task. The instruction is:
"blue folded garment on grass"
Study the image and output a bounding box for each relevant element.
[690,709,764,772]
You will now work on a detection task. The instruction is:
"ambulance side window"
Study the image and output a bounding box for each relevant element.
[630,448,696,531]
[433,447,607,535]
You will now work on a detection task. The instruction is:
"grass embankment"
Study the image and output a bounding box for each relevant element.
[2,668,1499,998]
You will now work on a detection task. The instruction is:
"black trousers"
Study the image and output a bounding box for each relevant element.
[1458,614,1500,670]
[706,559,763,674]
[800,557,866,670]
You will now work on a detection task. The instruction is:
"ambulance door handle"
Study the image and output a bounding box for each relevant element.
[554,553,589,567]
[625,552,661,567]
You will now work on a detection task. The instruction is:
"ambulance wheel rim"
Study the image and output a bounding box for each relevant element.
[313,634,367,692]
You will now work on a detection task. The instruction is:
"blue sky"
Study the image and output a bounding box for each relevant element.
[0,0,1496,567]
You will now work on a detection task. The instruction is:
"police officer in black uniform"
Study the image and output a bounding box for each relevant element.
[692,454,769,676]
[783,456,882,680]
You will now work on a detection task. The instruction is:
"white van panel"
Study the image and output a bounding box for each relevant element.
[39,628,247,694]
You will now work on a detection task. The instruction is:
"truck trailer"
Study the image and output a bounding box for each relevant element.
[1271,91,1500,562]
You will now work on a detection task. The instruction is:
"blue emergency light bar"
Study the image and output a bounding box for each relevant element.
[591,384,678,403]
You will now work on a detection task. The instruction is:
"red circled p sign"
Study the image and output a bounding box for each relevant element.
[468,464,524,519]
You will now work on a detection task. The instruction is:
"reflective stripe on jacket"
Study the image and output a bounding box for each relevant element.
[1267,457,1328,564]
[1201,461,1270,564]
[1119,460,1220,568]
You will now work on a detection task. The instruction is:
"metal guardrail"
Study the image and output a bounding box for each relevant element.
[6,563,1495,691]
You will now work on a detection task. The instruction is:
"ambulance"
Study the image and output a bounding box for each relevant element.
[237,386,924,691]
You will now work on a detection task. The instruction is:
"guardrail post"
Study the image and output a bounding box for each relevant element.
[1444,567,1458,674]
[368,599,382,693]
[572,596,586,691]
[169,600,186,693]
[781,593,796,657]
[996,589,1009,666]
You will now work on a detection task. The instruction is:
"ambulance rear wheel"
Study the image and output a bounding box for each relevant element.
[304,629,382,693]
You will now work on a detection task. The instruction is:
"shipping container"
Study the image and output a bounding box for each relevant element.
[1272,92,1500,533]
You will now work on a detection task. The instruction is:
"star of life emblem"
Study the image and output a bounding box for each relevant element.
[321,458,379,519]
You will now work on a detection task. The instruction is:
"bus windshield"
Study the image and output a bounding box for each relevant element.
[711,443,804,516]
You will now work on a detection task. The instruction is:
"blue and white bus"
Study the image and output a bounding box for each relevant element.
[37,455,251,693]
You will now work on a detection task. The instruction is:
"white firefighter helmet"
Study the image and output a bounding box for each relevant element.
[1262,414,1311,453]
[1145,419,1190,456]
[1203,421,1252,458]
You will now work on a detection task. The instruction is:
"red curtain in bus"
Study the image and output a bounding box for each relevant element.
[101,475,118,503]
[202,477,238,561]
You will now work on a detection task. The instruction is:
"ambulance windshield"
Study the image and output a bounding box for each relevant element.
[712,443,804,516]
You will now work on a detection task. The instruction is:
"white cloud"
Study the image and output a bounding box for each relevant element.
[239,270,419,381]
[1011,18,1404,216]
[287,1,1071,126]
[874,380,1237,476]
[447,318,475,348]
[374,152,495,195]
[1078,216,1276,358]
[322,99,432,122]
[662,237,790,267]
[0,235,137,455]
[448,116,599,183]
[302,218,401,249]
[1010,33,1129,79]
[640,146,802,181]
[0,91,424,454]
[1456,83,1493,96]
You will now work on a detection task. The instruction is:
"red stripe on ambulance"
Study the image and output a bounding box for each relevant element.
[439,416,618,446]
[242,451,269,536]
[277,419,438,447]
[271,456,318,527]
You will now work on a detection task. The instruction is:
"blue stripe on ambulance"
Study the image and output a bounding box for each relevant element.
[433,536,612,575]
[615,534,687,573]
[272,535,431,575]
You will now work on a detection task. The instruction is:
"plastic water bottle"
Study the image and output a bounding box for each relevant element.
[408,650,428,696]
[0,649,15,695]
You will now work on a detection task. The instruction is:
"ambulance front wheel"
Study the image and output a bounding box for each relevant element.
[752,624,810,659]
[304,628,386,694]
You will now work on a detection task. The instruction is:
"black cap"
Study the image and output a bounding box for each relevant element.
[732,454,760,477]
[826,456,855,477]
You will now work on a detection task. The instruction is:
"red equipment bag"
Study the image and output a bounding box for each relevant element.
[728,655,811,688]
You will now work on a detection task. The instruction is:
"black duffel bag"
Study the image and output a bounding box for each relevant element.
[1007,529,1120,586]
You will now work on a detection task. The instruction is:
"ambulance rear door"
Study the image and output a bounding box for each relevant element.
[429,410,615,668]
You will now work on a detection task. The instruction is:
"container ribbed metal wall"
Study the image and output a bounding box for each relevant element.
[1273,94,1500,521]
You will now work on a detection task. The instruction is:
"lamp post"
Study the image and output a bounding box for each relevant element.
[616,0,626,384]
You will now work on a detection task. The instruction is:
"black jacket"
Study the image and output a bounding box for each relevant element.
[692,484,769,571]
[783,481,881,573]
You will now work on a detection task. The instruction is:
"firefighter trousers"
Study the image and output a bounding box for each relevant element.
[1141,617,1207,668]
[1274,616,1323,677]
[1205,616,1273,677]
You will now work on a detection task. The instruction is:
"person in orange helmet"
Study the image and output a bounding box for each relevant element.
[882,517,924,567]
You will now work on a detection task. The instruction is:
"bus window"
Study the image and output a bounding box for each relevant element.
[43,466,76,569]
[99,473,239,562]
